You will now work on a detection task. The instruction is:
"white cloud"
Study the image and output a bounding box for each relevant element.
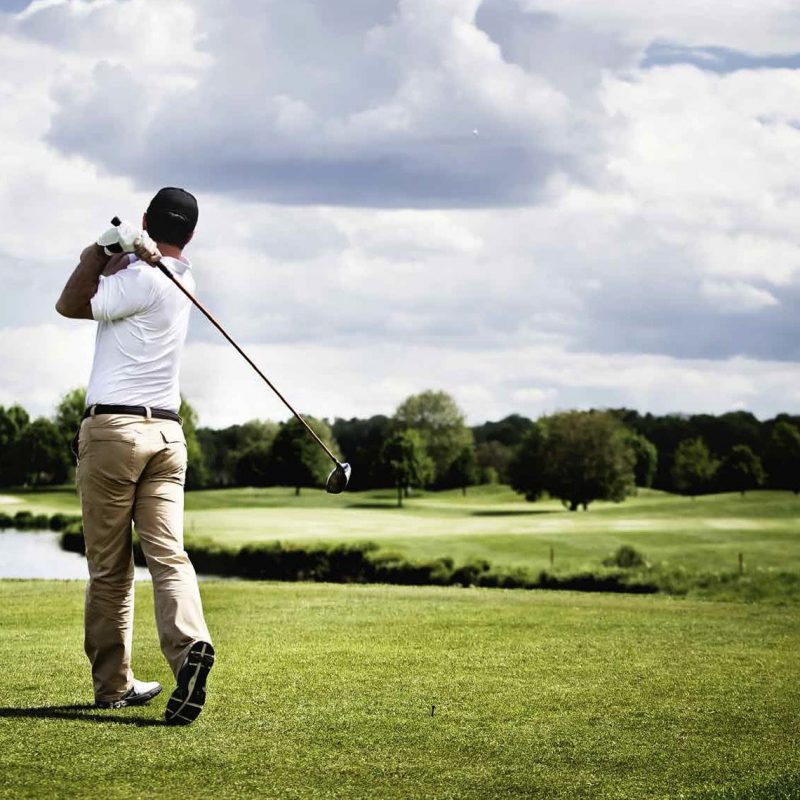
[1,0,800,425]
[14,320,798,428]
[700,280,779,313]
[0,324,95,416]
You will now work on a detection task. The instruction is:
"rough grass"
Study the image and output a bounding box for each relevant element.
[0,580,798,799]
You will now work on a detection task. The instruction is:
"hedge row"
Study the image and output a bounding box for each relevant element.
[0,510,82,531]
[60,530,659,594]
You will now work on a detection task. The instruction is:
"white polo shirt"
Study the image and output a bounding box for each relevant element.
[86,255,195,413]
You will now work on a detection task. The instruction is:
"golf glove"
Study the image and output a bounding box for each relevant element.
[97,219,149,256]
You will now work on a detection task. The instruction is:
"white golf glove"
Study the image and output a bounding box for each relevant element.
[97,220,161,264]
[97,219,141,255]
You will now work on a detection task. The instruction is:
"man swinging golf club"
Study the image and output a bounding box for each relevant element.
[56,187,214,725]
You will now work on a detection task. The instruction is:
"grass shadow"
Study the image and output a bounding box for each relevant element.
[0,704,165,727]
[345,502,400,510]
[470,509,558,517]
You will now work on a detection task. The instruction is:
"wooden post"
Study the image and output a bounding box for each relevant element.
[549,546,554,567]
[738,552,744,575]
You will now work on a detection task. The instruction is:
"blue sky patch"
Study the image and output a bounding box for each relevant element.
[642,42,800,73]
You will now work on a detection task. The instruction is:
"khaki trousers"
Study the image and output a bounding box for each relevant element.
[77,414,211,703]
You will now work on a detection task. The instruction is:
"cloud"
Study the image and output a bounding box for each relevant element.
[2,0,800,425]
[8,323,800,426]
[700,280,779,313]
[11,0,597,207]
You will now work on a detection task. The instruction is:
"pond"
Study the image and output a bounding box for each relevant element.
[0,530,152,581]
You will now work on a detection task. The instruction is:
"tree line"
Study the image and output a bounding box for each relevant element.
[1,389,799,509]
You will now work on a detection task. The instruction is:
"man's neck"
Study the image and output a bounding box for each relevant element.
[157,242,183,260]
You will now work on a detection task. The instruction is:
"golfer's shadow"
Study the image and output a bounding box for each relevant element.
[0,704,165,727]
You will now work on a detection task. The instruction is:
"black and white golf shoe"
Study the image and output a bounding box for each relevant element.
[165,641,215,726]
[96,679,162,709]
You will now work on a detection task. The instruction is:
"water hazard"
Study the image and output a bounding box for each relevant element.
[0,530,152,581]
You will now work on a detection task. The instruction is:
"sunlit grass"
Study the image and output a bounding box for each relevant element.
[0,580,798,799]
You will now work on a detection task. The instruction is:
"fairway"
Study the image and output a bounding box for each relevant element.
[5,487,800,577]
[0,580,797,799]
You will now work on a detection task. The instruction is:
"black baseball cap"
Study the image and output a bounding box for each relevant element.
[146,187,199,230]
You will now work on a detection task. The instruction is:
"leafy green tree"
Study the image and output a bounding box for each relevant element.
[472,414,535,447]
[17,418,70,486]
[444,445,480,495]
[718,444,765,496]
[394,390,473,485]
[539,411,636,511]
[672,438,719,498]
[198,419,278,487]
[508,423,548,502]
[475,440,514,484]
[764,421,800,493]
[379,429,434,508]
[0,404,30,486]
[331,415,393,491]
[55,387,86,441]
[625,431,658,489]
[54,387,86,477]
[268,416,338,495]
[235,441,274,487]
[179,397,209,489]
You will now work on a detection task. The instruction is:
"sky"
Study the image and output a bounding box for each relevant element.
[1,0,799,428]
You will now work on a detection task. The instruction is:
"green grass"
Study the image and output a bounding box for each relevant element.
[5,486,798,579]
[0,580,798,799]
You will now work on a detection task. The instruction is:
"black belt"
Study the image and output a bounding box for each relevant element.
[83,404,182,423]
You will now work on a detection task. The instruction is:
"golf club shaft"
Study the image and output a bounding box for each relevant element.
[154,262,340,466]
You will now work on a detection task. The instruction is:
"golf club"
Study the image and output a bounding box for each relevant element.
[110,217,351,494]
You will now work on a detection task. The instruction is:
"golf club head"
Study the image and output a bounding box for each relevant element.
[326,462,351,494]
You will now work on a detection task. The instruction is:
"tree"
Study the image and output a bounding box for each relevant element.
[625,432,658,489]
[717,444,765,496]
[379,430,434,508]
[672,438,718,498]
[476,440,514,484]
[198,419,279,487]
[268,416,338,495]
[539,411,636,511]
[17,418,70,486]
[331,415,393,491]
[444,446,479,495]
[235,441,274,487]
[394,391,473,485]
[55,387,86,455]
[472,414,535,447]
[0,404,30,486]
[179,397,209,489]
[508,423,548,501]
[764,421,800,493]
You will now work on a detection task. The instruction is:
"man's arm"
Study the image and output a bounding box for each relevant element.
[55,243,111,320]
[55,215,160,319]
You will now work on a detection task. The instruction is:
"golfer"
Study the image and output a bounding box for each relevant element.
[55,188,214,725]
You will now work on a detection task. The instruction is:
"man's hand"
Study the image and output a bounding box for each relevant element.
[133,233,162,266]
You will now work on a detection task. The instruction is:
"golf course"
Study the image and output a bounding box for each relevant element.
[1,487,798,798]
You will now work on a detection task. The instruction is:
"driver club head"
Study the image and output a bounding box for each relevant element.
[326,462,351,494]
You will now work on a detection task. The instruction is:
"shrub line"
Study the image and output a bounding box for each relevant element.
[59,528,659,594]
[0,510,80,532]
